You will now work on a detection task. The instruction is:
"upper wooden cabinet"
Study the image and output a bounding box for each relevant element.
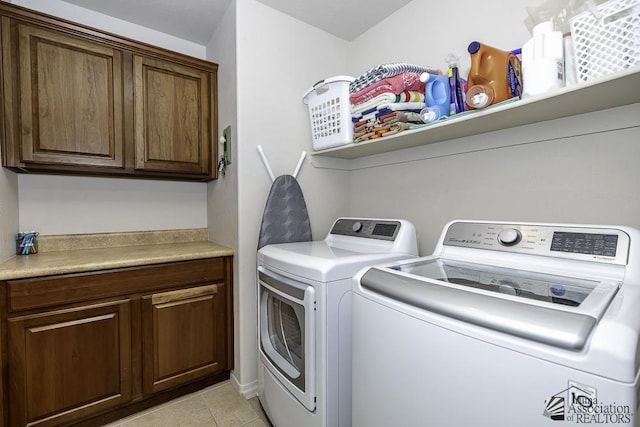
[134,55,213,175]
[0,3,218,181]
[14,23,125,168]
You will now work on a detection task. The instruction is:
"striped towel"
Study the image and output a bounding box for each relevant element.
[350,63,439,94]
[350,73,425,105]
[351,91,425,115]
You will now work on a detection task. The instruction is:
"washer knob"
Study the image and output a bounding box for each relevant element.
[497,228,521,246]
[352,221,363,232]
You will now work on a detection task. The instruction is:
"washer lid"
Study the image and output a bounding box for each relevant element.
[397,258,607,308]
[258,240,413,282]
[361,258,621,350]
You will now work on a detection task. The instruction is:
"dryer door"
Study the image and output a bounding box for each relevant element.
[258,267,316,411]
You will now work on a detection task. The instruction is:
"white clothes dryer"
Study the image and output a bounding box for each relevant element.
[257,218,418,427]
[352,220,640,427]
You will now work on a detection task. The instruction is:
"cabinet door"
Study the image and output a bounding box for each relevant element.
[16,23,125,168]
[141,284,226,394]
[133,55,213,176]
[8,300,131,427]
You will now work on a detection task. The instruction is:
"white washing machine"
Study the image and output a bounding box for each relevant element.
[352,220,640,427]
[257,217,418,427]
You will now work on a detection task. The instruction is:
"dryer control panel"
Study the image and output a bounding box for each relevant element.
[443,222,630,265]
[330,218,400,241]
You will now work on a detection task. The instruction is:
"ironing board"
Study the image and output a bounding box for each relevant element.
[256,145,311,249]
[257,174,311,249]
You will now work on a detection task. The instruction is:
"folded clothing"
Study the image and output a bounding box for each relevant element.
[350,62,439,94]
[352,102,426,122]
[350,73,425,105]
[351,91,425,115]
[352,92,396,114]
[396,90,425,103]
[354,122,412,142]
[353,111,423,143]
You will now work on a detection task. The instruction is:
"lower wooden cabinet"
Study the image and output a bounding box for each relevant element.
[7,300,132,427]
[141,284,225,394]
[2,257,233,427]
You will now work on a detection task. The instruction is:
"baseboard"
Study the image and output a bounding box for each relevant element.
[230,371,259,398]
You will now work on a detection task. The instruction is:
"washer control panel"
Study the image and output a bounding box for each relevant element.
[497,228,522,246]
[443,222,630,265]
[330,218,400,241]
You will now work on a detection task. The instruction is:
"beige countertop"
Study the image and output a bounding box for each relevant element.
[0,229,234,280]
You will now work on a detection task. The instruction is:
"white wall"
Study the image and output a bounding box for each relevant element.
[206,0,242,387]
[19,175,207,234]
[231,0,351,393]
[11,0,209,235]
[346,0,640,255]
[347,0,533,77]
[0,153,18,262]
[207,1,238,251]
[8,0,205,57]
[348,104,640,254]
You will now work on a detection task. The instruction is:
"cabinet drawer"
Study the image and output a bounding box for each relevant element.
[7,258,226,312]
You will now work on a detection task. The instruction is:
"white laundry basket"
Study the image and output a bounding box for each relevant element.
[302,76,354,151]
[569,0,640,82]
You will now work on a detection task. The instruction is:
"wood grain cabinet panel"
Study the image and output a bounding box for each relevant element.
[1,256,233,426]
[16,24,124,168]
[7,300,132,427]
[141,284,227,394]
[0,3,218,181]
[134,56,212,176]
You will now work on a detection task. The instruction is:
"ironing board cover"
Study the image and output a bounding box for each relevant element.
[257,174,312,249]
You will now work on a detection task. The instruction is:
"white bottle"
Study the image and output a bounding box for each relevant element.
[522,21,565,98]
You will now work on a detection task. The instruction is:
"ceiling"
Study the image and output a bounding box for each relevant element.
[62,0,411,44]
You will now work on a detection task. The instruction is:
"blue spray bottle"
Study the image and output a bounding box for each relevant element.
[446,54,465,115]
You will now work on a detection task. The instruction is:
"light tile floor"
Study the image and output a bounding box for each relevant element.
[106,382,273,427]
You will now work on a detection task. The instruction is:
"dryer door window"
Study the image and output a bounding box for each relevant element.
[258,267,316,411]
[266,294,304,379]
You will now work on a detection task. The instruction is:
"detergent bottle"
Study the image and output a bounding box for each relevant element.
[521,21,565,98]
[445,54,465,115]
[420,72,450,118]
[466,41,522,108]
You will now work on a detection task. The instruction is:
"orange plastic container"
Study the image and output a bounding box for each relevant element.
[466,41,522,108]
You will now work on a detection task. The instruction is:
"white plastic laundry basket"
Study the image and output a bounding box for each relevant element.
[569,0,640,82]
[302,76,354,151]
